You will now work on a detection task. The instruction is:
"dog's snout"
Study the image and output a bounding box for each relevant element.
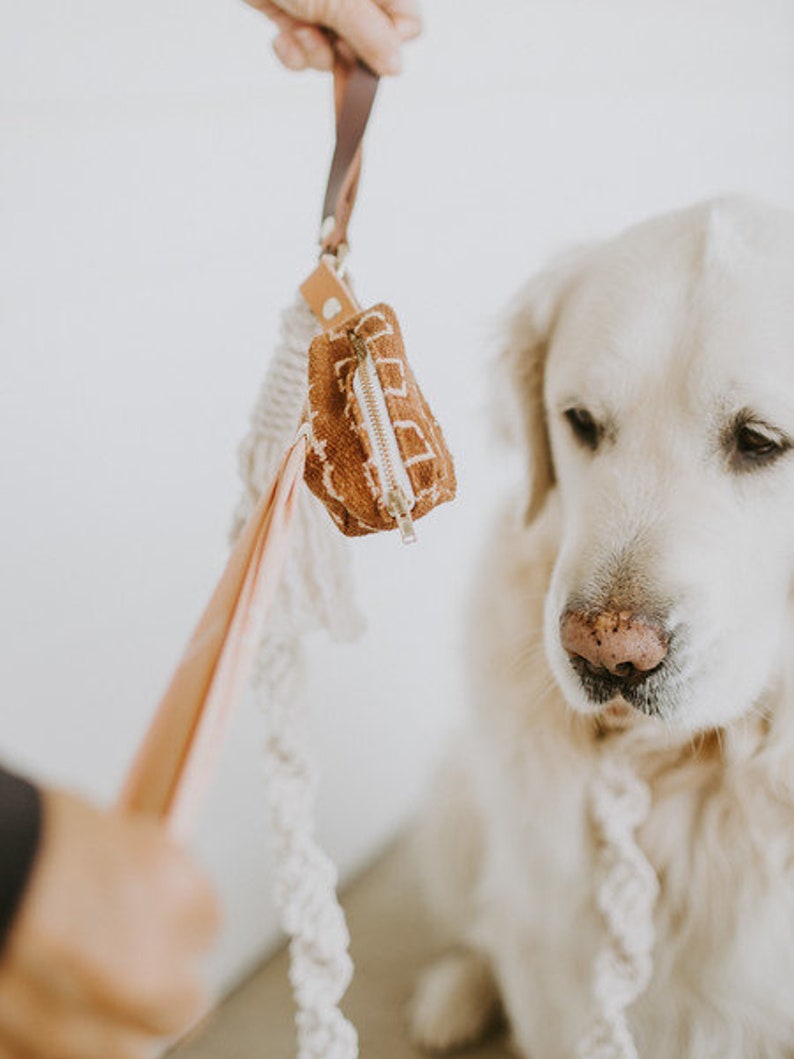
[560,608,669,682]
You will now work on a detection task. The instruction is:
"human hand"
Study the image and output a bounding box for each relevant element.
[0,788,220,1059]
[244,0,422,76]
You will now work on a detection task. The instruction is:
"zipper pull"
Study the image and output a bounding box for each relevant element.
[349,329,418,544]
[385,487,417,545]
[350,330,368,363]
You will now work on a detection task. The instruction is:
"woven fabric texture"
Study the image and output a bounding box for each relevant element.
[304,303,456,537]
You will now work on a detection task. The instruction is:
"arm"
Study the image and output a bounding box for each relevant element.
[0,766,42,956]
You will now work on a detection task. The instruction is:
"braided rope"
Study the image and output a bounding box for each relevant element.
[577,753,660,1059]
[232,296,363,1059]
[259,635,358,1059]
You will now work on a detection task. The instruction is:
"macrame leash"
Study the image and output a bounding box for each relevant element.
[231,295,363,1059]
[577,753,660,1059]
[118,51,378,1059]
[227,57,378,1059]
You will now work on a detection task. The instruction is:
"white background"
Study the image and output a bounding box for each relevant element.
[1,0,793,996]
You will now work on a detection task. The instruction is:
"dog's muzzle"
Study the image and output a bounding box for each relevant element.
[560,606,670,712]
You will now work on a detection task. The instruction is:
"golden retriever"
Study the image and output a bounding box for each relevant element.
[411,197,794,1059]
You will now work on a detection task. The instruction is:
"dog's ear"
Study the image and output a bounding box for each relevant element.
[497,247,591,523]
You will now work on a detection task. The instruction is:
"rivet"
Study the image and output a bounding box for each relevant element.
[322,296,342,320]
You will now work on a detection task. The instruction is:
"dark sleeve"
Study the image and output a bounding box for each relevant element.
[0,766,43,955]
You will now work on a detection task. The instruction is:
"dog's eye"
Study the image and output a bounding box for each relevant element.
[564,407,601,451]
[730,418,791,470]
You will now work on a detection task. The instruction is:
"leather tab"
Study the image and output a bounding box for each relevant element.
[300,255,360,328]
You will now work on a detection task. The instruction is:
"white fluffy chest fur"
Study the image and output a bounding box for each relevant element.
[471,720,794,1059]
[417,505,794,1059]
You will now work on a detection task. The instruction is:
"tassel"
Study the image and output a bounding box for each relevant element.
[232,295,364,1059]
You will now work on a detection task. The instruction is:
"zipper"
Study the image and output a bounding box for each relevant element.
[349,330,417,544]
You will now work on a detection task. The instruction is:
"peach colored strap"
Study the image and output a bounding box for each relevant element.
[118,435,307,838]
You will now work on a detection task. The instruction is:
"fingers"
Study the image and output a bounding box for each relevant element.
[155,838,223,956]
[111,972,211,1039]
[81,839,219,1036]
[8,1023,160,1059]
[0,1038,35,1059]
[247,0,422,76]
[376,0,422,43]
[273,25,336,71]
[0,1009,36,1059]
[306,0,404,74]
[0,973,162,1059]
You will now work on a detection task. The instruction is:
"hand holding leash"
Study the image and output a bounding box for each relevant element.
[244,0,422,76]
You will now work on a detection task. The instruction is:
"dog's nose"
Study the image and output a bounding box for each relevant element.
[560,607,669,681]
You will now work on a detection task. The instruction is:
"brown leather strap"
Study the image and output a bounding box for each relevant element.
[320,60,379,256]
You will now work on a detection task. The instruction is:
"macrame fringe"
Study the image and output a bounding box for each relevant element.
[577,753,660,1059]
[232,295,364,1059]
[232,295,362,644]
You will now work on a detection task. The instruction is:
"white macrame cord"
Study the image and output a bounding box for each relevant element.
[232,296,363,1059]
[577,753,660,1059]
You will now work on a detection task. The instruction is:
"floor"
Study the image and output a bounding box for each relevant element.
[172,839,510,1058]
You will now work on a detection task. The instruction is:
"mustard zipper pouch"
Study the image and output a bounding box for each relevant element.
[303,303,456,541]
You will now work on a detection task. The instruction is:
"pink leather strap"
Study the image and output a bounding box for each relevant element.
[118,436,307,837]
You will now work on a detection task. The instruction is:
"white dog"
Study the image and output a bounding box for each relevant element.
[411,197,794,1059]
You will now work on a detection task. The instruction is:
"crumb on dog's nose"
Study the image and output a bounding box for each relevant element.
[560,607,669,680]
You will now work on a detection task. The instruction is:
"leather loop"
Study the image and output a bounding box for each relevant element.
[321,60,379,256]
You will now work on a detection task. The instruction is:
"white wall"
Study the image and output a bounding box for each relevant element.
[1,0,793,996]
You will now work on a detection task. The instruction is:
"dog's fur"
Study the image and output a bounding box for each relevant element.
[412,198,794,1059]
